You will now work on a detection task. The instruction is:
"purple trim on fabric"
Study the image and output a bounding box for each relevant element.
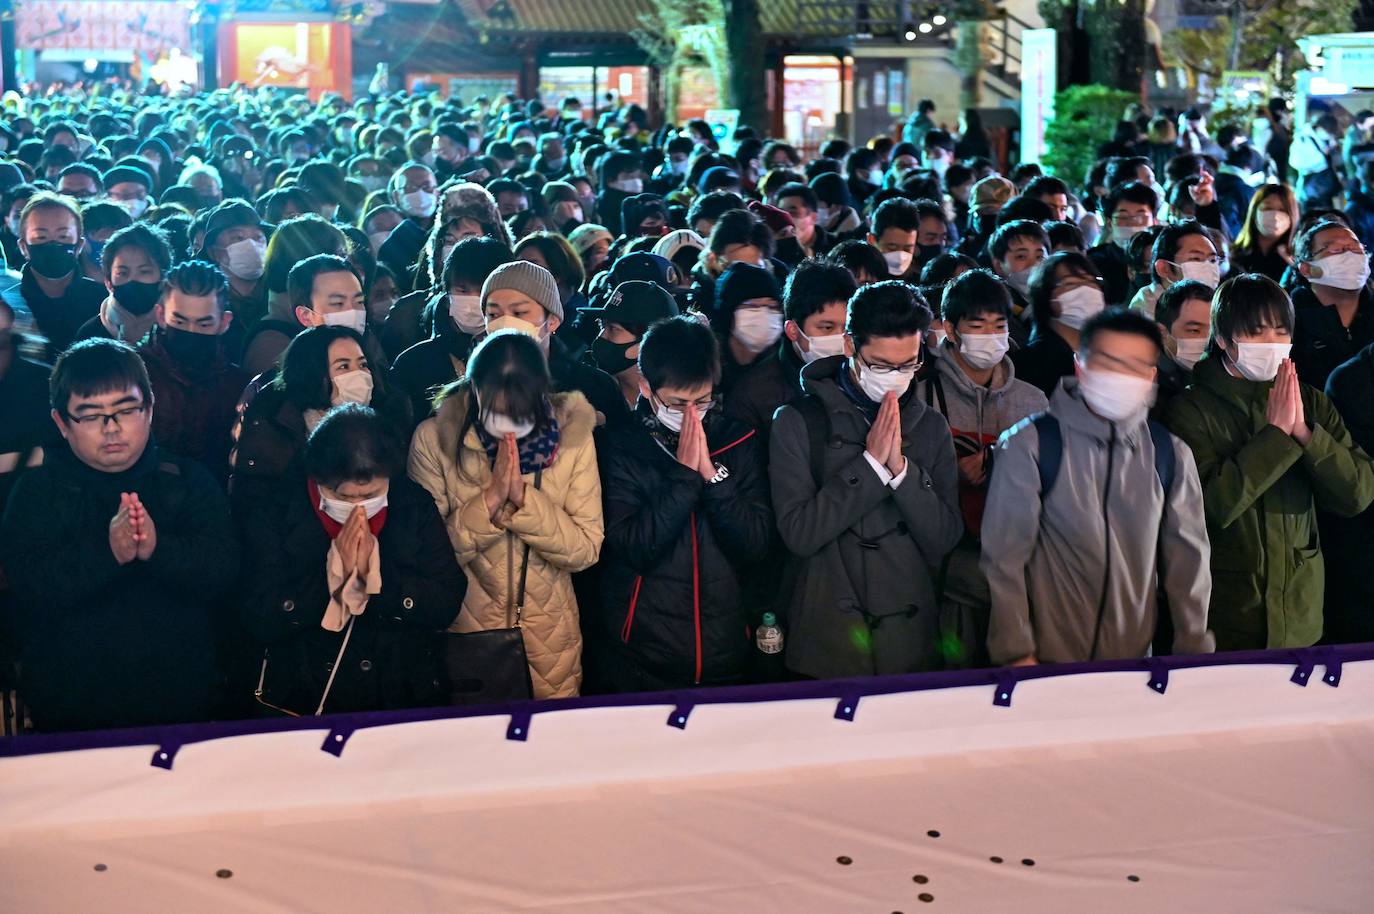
[322,726,354,757]
[3,643,1374,759]
[993,671,1017,707]
[833,691,860,721]
[1291,654,1315,686]
[1324,653,1343,688]
[506,709,531,742]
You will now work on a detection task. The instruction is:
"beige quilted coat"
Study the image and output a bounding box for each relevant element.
[407,387,604,698]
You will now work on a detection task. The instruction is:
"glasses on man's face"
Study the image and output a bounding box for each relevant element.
[1113,213,1151,227]
[858,351,921,375]
[67,404,146,429]
[658,394,716,413]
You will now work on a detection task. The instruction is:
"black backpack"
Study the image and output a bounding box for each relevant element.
[1024,412,1177,497]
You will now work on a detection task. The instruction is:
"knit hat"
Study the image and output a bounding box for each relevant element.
[481,260,563,321]
[568,223,613,257]
[620,193,667,236]
[972,175,1016,212]
[716,261,781,312]
[748,200,794,235]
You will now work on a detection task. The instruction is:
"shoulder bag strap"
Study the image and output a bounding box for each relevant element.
[514,468,543,626]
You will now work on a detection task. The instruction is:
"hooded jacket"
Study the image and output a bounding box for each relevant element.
[983,379,1215,665]
[1164,355,1374,650]
[591,403,772,691]
[916,344,1047,537]
[408,387,604,699]
[769,356,963,678]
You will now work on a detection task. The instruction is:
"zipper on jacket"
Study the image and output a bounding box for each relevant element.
[620,576,643,642]
[1089,425,1117,659]
[691,512,702,684]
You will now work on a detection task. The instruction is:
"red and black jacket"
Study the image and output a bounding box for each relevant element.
[591,407,773,691]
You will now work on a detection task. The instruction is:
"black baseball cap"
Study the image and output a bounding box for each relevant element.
[196,199,269,256]
[581,279,679,324]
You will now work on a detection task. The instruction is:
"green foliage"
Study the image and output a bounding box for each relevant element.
[1042,85,1138,183]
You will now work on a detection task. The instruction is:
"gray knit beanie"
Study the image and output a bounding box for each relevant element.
[480,260,564,321]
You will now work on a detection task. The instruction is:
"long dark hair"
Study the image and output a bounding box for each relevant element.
[437,329,553,480]
[276,325,390,412]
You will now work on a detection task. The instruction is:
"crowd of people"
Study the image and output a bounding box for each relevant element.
[1,83,1373,735]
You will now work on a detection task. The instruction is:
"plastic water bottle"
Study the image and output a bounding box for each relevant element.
[756,612,783,655]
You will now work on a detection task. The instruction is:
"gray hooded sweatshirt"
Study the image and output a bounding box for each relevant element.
[981,379,1216,665]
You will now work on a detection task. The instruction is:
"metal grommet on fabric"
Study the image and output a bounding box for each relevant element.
[150,743,181,770]
[321,726,354,757]
[282,599,294,612]
[402,597,414,610]
[1146,659,1169,695]
[834,690,861,722]
[246,458,256,467]
[1324,657,1343,687]
[507,710,532,742]
[359,660,372,672]
[1290,658,1314,687]
[993,672,1017,708]
[667,702,694,730]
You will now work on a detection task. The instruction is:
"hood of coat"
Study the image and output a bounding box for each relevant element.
[934,340,1021,397]
[1190,349,1272,410]
[431,383,596,459]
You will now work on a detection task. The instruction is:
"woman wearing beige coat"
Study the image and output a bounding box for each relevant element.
[408,329,603,698]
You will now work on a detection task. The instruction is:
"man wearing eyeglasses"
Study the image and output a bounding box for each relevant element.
[1290,220,1374,390]
[0,338,238,732]
[770,280,963,679]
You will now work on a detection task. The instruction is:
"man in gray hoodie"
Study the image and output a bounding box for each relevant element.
[771,281,963,678]
[982,308,1215,665]
[916,270,1047,667]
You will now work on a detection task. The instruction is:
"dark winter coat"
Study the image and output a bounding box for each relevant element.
[1322,342,1374,643]
[239,475,464,715]
[592,405,772,690]
[1290,283,1374,391]
[723,338,806,446]
[0,442,239,732]
[19,265,106,362]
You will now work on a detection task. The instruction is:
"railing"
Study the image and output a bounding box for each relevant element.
[983,10,1036,85]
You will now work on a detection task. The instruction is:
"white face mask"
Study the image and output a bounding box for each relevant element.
[402,189,437,218]
[883,249,913,276]
[331,368,374,406]
[1077,364,1155,421]
[1114,224,1144,248]
[868,168,885,186]
[224,238,266,281]
[468,136,482,153]
[1257,210,1291,238]
[367,230,389,255]
[795,330,847,365]
[318,487,388,523]
[1308,251,1372,291]
[1173,337,1208,369]
[358,175,387,194]
[611,177,643,194]
[116,197,149,220]
[483,410,537,439]
[1054,285,1106,330]
[653,397,686,433]
[487,314,548,345]
[1231,341,1291,382]
[732,308,784,354]
[959,331,1010,370]
[321,309,368,335]
[1172,260,1221,288]
[670,159,689,176]
[449,292,485,334]
[855,357,916,402]
[1006,265,1035,296]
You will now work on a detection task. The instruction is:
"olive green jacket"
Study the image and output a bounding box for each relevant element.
[1164,356,1374,650]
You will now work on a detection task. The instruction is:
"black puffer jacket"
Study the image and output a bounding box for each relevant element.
[239,474,464,715]
[0,443,239,732]
[591,404,773,691]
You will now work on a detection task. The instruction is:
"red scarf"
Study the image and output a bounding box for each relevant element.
[307,478,388,539]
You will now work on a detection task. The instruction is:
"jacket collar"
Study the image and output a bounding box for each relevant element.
[799,354,929,434]
[934,341,1019,396]
[1192,350,1270,405]
[431,383,596,460]
[100,295,157,346]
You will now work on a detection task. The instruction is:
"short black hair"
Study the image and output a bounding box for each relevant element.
[847,280,932,347]
[1154,279,1213,333]
[942,268,1012,324]
[920,252,978,287]
[50,337,152,415]
[871,197,919,237]
[1150,219,1214,268]
[1028,251,1100,334]
[1010,162,1044,184]
[923,129,955,153]
[1046,220,1086,252]
[775,182,818,213]
[995,195,1054,227]
[638,314,721,391]
[1080,306,1164,358]
[100,222,173,280]
[1101,181,1158,217]
[446,235,513,289]
[918,99,936,114]
[164,259,229,312]
[1295,218,1355,264]
[827,239,888,282]
[944,163,974,191]
[708,208,773,258]
[1105,156,1151,189]
[1023,175,1070,200]
[783,259,857,325]
[688,191,746,231]
[287,254,359,311]
[1212,273,1294,346]
[305,403,404,488]
[990,219,1050,262]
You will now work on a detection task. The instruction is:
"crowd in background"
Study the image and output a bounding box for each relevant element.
[1,82,1374,734]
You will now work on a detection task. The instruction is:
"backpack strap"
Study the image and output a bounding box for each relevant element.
[791,394,831,490]
[1147,420,1177,495]
[922,371,949,419]
[1030,412,1062,497]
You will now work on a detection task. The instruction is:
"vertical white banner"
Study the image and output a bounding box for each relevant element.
[1021,28,1057,166]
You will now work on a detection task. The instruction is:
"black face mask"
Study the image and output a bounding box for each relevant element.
[162,326,221,367]
[915,243,945,269]
[113,279,162,315]
[591,336,637,376]
[27,241,77,279]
